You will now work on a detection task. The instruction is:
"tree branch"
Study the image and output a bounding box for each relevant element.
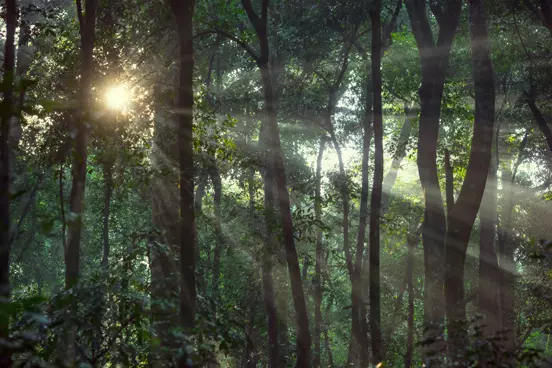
[194,29,260,63]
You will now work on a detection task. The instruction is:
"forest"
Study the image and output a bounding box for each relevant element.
[0,0,552,367]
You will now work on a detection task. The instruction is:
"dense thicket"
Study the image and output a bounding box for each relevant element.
[1,0,552,367]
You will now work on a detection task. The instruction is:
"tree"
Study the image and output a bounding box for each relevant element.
[239,0,313,365]
[404,0,462,359]
[167,1,197,366]
[369,0,384,363]
[63,0,98,365]
[444,0,495,360]
[0,0,17,366]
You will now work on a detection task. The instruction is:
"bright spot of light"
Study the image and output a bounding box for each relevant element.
[105,85,129,111]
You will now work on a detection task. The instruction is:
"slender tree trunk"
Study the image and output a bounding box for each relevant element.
[404,221,421,368]
[404,1,462,360]
[328,130,354,280]
[527,98,552,151]
[323,299,334,368]
[240,0,312,364]
[168,2,196,367]
[63,1,97,365]
[444,149,454,214]
[101,149,115,268]
[194,169,208,293]
[358,65,374,367]
[349,64,373,368]
[66,0,97,289]
[259,120,280,368]
[0,1,17,366]
[314,137,326,368]
[369,1,383,364]
[444,0,495,361]
[478,141,501,341]
[210,165,223,297]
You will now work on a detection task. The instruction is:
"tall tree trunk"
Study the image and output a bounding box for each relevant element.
[444,0,495,361]
[241,1,312,365]
[101,148,115,269]
[63,1,97,365]
[478,139,501,341]
[194,169,208,293]
[167,2,196,367]
[0,0,17,365]
[444,149,454,214]
[150,96,180,366]
[351,64,373,368]
[66,0,97,289]
[369,1,383,364]
[314,137,326,368]
[210,165,223,297]
[405,221,422,368]
[404,0,462,360]
[259,121,280,368]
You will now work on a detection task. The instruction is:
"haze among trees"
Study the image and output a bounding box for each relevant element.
[1,0,552,367]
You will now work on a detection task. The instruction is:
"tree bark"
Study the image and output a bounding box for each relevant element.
[150,95,180,366]
[101,148,115,269]
[444,0,495,361]
[444,149,454,215]
[527,98,552,151]
[369,1,383,364]
[63,0,97,365]
[404,0,462,360]
[314,137,326,368]
[352,69,373,368]
[405,221,422,368]
[241,1,312,365]
[478,139,501,340]
[259,120,281,368]
[168,1,196,366]
[210,165,223,297]
[0,0,17,365]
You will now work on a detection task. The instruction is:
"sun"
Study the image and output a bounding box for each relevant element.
[105,85,129,111]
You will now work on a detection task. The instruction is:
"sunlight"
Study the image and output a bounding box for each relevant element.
[105,85,129,111]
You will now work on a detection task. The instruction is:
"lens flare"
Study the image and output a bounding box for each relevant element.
[105,85,129,111]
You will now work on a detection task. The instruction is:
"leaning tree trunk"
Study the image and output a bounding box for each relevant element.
[369,0,383,364]
[241,0,312,365]
[404,0,462,360]
[167,1,196,367]
[527,98,552,151]
[444,0,495,361]
[0,0,17,366]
